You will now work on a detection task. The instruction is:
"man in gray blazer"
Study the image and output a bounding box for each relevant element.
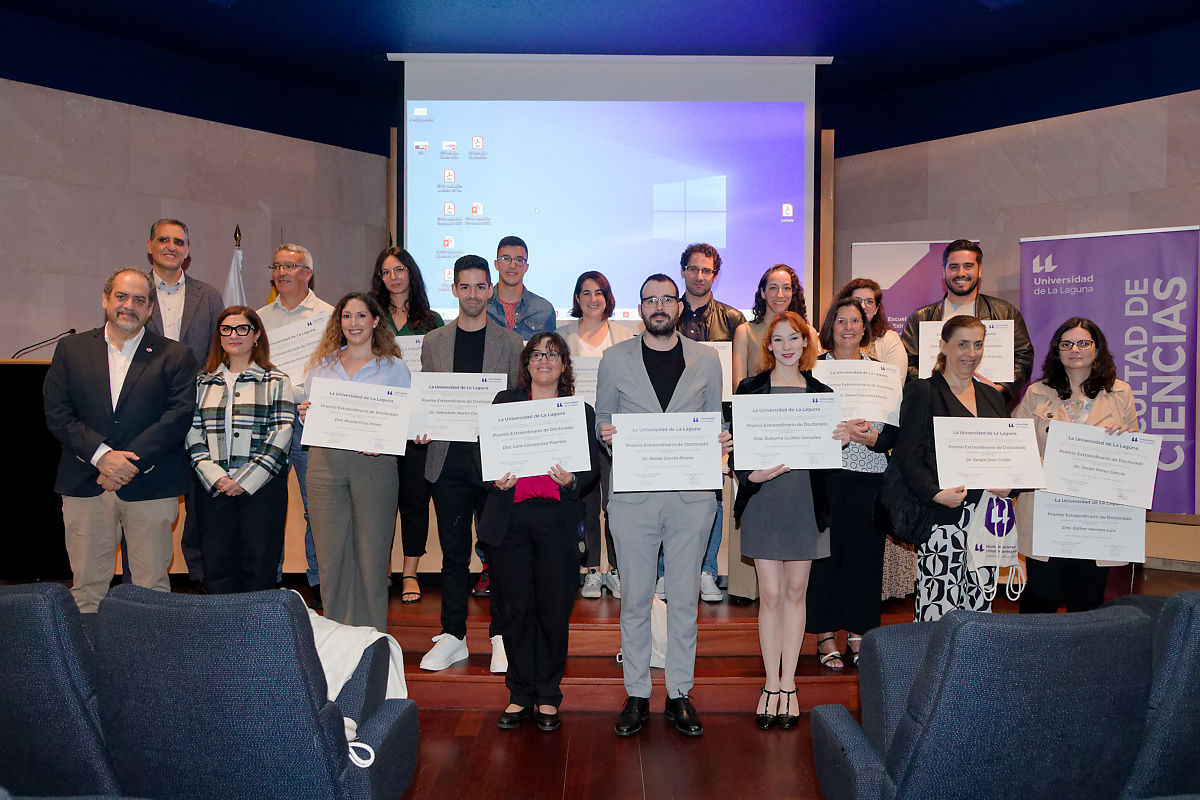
[596,273,731,737]
[416,255,523,673]
[142,218,225,585]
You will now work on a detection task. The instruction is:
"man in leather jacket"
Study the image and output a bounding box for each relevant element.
[901,239,1034,403]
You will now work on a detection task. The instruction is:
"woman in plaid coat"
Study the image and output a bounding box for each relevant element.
[186,305,296,593]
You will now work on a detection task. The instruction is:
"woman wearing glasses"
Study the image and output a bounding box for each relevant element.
[1013,317,1137,613]
[481,332,599,732]
[186,306,296,593]
[558,271,636,599]
[732,264,808,386]
[806,297,898,670]
[301,293,411,631]
[369,247,444,604]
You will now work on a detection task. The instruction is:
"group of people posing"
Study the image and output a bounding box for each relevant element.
[44,225,1138,737]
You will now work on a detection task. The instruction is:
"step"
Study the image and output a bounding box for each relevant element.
[403,652,860,713]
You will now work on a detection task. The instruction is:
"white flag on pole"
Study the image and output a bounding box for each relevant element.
[223,247,247,307]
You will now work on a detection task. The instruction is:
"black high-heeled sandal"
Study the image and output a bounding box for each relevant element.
[755,688,779,730]
[776,689,799,729]
[817,635,845,670]
[847,635,863,667]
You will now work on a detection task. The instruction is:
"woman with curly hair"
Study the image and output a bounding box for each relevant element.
[834,278,907,375]
[369,246,445,603]
[1014,317,1137,613]
[732,264,808,386]
[299,292,410,631]
[480,331,599,732]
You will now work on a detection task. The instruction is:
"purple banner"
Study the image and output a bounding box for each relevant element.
[1020,228,1198,514]
[852,241,950,335]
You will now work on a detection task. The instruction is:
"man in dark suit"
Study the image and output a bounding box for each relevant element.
[417,255,523,673]
[142,218,224,583]
[43,267,197,612]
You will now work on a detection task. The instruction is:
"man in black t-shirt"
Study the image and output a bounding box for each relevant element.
[596,273,732,738]
[416,255,523,673]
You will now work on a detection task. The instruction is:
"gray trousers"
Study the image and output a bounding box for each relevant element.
[608,491,716,698]
[306,447,399,632]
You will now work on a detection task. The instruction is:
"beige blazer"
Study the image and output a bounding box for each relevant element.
[557,319,638,356]
[1012,379,1139,565]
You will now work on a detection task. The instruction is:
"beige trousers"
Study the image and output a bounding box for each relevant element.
[62,493,179,612]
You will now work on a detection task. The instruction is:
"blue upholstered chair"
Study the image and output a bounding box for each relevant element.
[93,585,418,800]
[1120,591,1200,800]
[811,607,1154,800]
[0,583,121,797]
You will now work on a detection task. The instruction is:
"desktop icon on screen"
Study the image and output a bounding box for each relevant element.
[471,203,484,215]
[443,236,455,248]
[414,141,429,151]
[414,108,428,117]
[471,136,484,150]
[444,169,456,183]
[781,203,794,218]
[443,141,457,151]
[444,202,456,216]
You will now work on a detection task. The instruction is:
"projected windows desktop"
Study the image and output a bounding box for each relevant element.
[405,101,807,316]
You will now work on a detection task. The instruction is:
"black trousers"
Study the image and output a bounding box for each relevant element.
[1020,557,1109,613]
[397,443,433,558]
[581,449,617,570]
[431,454,498,638]
[806,470,886,635]
[489,499,579,708]
[196,471,289,594]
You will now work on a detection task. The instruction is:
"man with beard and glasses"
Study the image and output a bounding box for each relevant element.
[596,273,731,739]
[900,239,1034,402]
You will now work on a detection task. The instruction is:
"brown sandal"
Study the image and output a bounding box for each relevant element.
[401,575,422,603]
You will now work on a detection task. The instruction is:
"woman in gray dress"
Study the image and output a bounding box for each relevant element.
[733,311,836,731]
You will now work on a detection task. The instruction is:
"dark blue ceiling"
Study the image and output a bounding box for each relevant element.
[2,0,1199,156]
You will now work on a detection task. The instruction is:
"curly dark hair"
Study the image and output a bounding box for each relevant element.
[679,243,722,275]
[749,263,807,324]
[818,297,871,353]
[1039,317,1117,400]
[369,247,440,334]
[835,278,889,340]
[516,332,575,397]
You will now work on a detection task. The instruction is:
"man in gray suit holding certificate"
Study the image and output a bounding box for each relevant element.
[596,272,731,738]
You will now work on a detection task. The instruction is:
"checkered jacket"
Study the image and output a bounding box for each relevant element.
[186,363,295,495]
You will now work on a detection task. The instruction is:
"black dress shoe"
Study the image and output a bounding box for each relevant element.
[535,708,561,732]
[614,696,650,737]
[664,695,704,737]
[497,707,531,729]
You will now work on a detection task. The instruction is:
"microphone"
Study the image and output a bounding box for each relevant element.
[12,328,76,359]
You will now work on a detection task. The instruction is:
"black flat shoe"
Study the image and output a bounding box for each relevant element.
[614,696,650,737]
[664,695,704,737]
[776,689,799,730]
[536,708,561,732]
[755,688,779,730]
[497,706,531,729]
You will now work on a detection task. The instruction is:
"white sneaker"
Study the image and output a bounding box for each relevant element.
[420,633,468,671]
[605,569,622,599]
[655,576,667,601]
[700,572,724,603]
[490,634,508,673]
[581,569,604,599]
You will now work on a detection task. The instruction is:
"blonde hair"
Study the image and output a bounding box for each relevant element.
[932,315,986,374]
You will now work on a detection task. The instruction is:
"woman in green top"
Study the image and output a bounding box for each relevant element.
[370,246,445,602]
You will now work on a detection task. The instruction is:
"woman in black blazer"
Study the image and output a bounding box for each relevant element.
[893,315,1015,621]
[479,332,599,733]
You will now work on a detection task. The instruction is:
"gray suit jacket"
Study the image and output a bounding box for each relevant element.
[420,318,523,482]
[146,274,225,370]
[594,333,723,504]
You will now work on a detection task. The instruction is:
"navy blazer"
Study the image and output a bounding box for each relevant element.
[476,388,600,548]
[43,326,198,500]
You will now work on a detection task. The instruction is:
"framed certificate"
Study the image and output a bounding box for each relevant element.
[731,393,842,470]
[918,319,1015,383]
[1041,421,1162,508]
[301,377,409,455]
[478,396,592,480]
[409,372,507,442]
[933,417,1044,489]
[611,412,722,492]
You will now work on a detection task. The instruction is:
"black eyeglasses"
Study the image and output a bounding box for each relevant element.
[497,255,528,266]
[219,324,255,336]
[269,262,306,272]
[1058,340,1095,351]
[529,351,562,362]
